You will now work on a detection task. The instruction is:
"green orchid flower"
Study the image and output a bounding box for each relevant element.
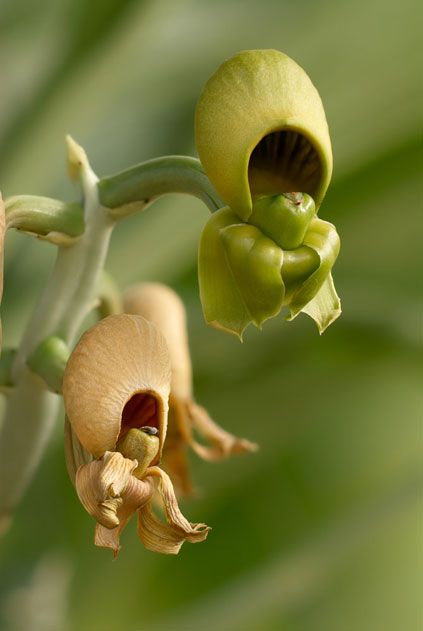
[196,49,341,339]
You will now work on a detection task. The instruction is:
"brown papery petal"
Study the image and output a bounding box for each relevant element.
[138,466,210,554]
[76,451,153,531]
[123,283,193,400]
[63,314,171,458]
[178,398,258,462]
[161,431,194,496]
[95,474,154,556]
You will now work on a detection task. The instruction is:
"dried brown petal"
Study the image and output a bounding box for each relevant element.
[64,416,92,485]
[75,451,153,530]
[94,474,154,556]
[174,397,258,462]
[138,466,210,554]
[123,283,192,400]
[63,314,171,460]
[123,283,258,492]
[161,422,194,496]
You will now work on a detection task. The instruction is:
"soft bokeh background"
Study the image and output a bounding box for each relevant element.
[0,1,421,629]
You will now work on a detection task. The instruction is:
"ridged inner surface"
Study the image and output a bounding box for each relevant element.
[119,392,159,441]
[248,130,321,198]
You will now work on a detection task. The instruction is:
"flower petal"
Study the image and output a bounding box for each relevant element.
[94,474,154,556]
[301,273,341,334]
[287,217,341,330]
[198,207,285,338]
[220,223,285,330]
[123,283,192,401]
[181,398,258,462]
[161,429,194,496]
[198,208,252,338]
[76,451,153,555]
[138,467,210,554]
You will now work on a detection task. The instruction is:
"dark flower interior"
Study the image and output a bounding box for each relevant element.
[119,392,159,440]
[248,130,321,198]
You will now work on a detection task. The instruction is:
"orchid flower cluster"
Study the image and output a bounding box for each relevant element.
[0,50,340,555]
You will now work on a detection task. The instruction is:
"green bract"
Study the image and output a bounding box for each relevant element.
[196,50,341,338]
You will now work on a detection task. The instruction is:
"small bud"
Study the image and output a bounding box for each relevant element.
[66,135,90,182]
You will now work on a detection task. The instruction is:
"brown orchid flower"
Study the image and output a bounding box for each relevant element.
[63,314,210,556]
[123,283,257,495]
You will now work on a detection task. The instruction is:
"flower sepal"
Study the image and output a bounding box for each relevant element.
[198,207,285,339]
[198,199,340,338]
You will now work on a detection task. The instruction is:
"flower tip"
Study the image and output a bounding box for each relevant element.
[208,319,245,342]
[65,134,89,181]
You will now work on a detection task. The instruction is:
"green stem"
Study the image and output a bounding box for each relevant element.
[98,156,222,218]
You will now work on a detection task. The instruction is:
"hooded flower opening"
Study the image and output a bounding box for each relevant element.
[120,392,160,439]
[249,130,322,200]
[195,49,333,221]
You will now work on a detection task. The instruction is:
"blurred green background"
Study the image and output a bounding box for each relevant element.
[0,0,422,629]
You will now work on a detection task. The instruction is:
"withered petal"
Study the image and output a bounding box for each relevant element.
[95,474,154,557]
[178,398,258,462]
[138,466,210,554]
[76,451,153,544]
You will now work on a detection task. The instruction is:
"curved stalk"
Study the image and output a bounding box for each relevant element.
[98,156,222,218]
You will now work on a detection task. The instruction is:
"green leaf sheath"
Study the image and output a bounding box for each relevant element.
[97,156,223,219]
